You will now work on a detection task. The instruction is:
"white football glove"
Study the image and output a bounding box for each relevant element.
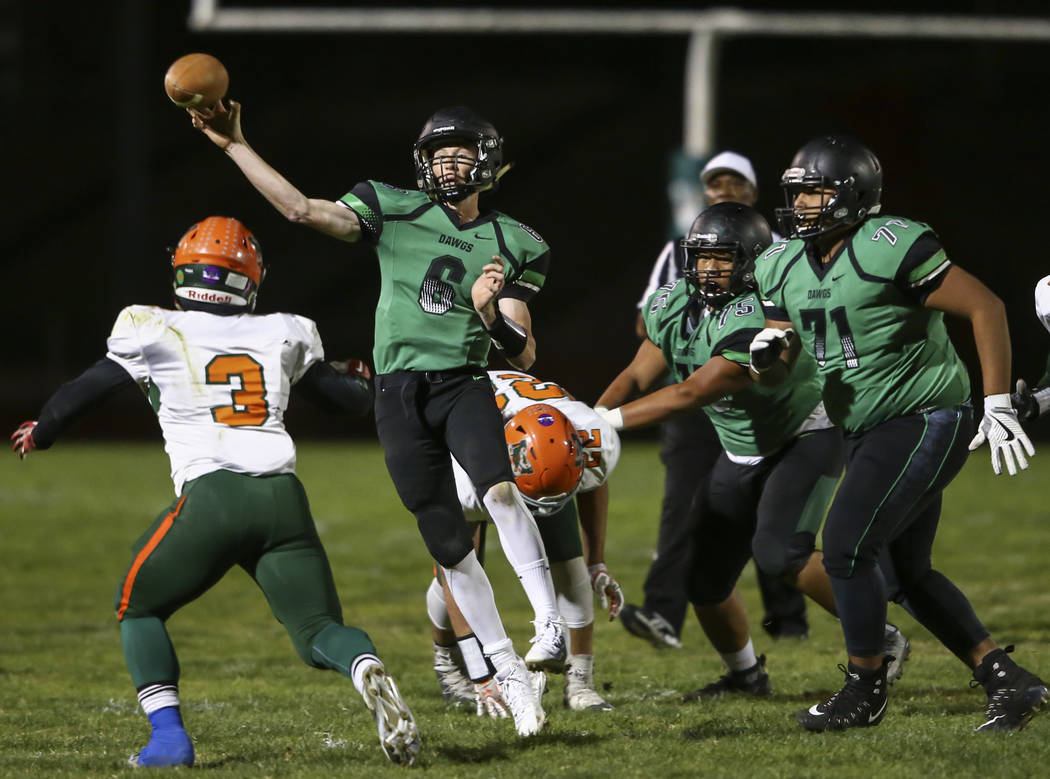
[473,678,509,719]
[749,328,795,373]
[588,563,624,620]
[594,406,624,431]
[968,393,1035,476]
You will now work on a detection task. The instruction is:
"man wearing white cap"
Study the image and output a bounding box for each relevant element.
[619,151,805,650]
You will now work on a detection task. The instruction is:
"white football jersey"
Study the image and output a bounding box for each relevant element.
[105,305,323,495]
[453,370,621,513]
[1035,274,1050,335]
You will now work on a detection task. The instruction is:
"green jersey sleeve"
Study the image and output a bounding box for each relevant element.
[491,214,551,303]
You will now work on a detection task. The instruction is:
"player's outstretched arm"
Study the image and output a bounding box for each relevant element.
[190,101,361,243]
[595,339,669,410]
[11,358,136,458]
[612,356,751,431]
[927,266,1034,475]
[292,359,373,417]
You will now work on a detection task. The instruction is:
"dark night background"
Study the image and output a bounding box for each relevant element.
[5,0,1050,442]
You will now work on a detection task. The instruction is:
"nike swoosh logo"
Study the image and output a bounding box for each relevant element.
[474,233,493,240]
[831,274,844,282]
[992,418,1016,441]
[868,698,888,723]
[807,704,824,716]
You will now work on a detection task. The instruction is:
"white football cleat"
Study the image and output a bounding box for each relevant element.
[564,658,613,711]
[883,623,911,685]
[360,665,421,766]
[525,616,567,672]
[433,643,475,707]
[495,656,547,737]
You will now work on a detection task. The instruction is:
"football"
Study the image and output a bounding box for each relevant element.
[164,53,228,109]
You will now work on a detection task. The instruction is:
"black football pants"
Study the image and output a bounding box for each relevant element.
[823,406,989,659]
[375,369,514,568]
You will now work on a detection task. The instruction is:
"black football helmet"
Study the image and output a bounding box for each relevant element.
[413,106,508,203]
[775,134,882,239]
[680,202,772,307]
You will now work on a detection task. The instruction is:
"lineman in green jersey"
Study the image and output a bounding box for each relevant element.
[190,102,555,736]
[596,203,867,702]
[752,134,1045,733]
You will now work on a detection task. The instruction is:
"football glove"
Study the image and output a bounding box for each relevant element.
[748,328,794,373]
[473,677,509,719]
[1011,378,1039,423]
[588,563,624,620]
[594,406,624,431]
[968,393,1035,476]
[10,420,38,459]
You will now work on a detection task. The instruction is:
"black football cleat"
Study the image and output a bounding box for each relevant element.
[973,646,1049,732]
[797,658,888,732]
[619,604,682,649]
[683,655,771,703]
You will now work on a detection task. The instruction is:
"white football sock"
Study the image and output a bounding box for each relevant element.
[350,654,382,694]
[442,550,508,649]
[482,481,559,621]
[720,639,758,672]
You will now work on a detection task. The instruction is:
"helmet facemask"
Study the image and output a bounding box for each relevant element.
[777,171,871,239]
[681,240,756,309]
[775,135,883,240]
[413,107,509,203]
[414,134,504,203]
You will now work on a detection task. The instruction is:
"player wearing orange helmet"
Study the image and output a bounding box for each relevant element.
[9,217,420,767]
[424,372,623,713]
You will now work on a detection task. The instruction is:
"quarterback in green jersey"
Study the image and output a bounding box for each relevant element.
[190,102,558,737]
[595,203,889,703]
[752,134,1045,733]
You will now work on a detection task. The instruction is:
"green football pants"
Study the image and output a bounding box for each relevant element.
[114,470,375,687]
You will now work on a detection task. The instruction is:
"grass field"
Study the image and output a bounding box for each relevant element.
[2,440,1049,777]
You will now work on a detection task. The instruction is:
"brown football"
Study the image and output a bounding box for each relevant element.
[164,53,228,109]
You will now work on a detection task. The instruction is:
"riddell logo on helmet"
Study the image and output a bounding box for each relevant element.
[176,288,241,305]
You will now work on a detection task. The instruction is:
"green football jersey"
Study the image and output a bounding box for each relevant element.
[339,181,551,374]
[754,216,970,433]
[643,279,824,457]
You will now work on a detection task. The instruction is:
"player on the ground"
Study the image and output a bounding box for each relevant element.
[425,371,623,712]
[752,134,1046,732]
[595,202,909,702]
[623,151,808,651]
[9,217,420,767]
[189,103,559,735]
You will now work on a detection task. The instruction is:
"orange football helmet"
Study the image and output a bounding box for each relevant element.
[172,216,265,312]
[504,403,585,516]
